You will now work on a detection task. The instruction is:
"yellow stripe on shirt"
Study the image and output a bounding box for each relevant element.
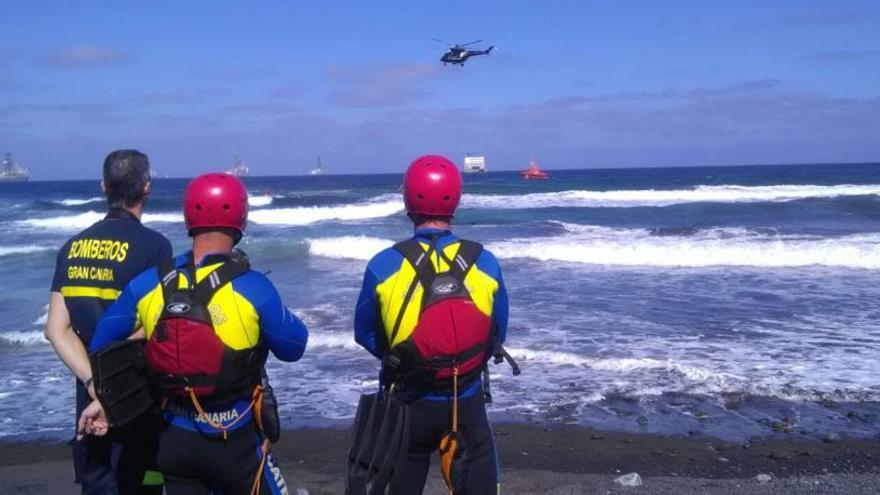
[60,286,122,300]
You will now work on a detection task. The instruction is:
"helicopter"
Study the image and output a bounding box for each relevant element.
[435,38,495,66]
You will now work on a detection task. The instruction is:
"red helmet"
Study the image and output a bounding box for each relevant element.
[183,173,248,236]
[403,155,462,217]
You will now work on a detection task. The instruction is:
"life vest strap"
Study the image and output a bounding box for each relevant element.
[184,384,263,441]
[393,239,483,311]
[157,257,249,308]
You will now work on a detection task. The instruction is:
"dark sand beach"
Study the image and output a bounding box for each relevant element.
[2,424,878,494]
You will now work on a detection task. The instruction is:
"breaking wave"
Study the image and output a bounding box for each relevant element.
[488,223,880,269]
[249,199,402,226]
[17,211,183,229]
[506,347,880,402]
[53,197,103,206]
[307,236,394,260]
[0,245,54,257]
[248,194,274,207]
[0,331,45,346]
[303,226,880,269]
[462,184,880,209]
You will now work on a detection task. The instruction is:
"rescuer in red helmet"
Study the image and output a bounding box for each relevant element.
[79,172,308,494]
[350,155,515,494]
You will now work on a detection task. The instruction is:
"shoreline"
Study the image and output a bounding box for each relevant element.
[2,423,878,494]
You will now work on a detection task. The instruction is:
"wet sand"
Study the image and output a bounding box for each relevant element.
[1,424,878,494]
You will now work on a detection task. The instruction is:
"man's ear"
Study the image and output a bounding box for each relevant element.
[100,180,107,194]
[143,181,151,197]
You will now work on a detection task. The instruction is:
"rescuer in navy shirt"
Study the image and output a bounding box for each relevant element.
[45,150,171,494]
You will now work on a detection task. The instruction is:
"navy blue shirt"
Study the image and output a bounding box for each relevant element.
[51,208,172,345]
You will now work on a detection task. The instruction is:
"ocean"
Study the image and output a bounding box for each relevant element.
[1,163,879,443]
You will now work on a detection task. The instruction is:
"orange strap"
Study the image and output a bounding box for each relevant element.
[452,367,459,433]
[184,385,263,441]
[250,438,270,495]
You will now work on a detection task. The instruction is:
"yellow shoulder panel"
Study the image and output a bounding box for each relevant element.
[376,258,424,347]
[138,286,163,339]
[141,263,260,350]
[374,241,499,348]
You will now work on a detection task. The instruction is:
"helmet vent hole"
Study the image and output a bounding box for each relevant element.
[223,204,230,210]
[416,193,424,200]
[443,195,450,201]
[195,204,202,211]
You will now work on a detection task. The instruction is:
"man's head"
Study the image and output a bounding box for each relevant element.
[183,173,248,245]
[403,155,462,226]
[102,150,151,209]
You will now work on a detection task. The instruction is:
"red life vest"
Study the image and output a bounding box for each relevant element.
[144,259,265,402]
[384,239,494,392]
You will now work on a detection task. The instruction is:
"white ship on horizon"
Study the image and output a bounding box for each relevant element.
[0,153,30,181]
[463,153,486,173]
[225,155,249,177]
[309,156,326,175]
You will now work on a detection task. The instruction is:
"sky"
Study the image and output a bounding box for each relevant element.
[1,1,879,179]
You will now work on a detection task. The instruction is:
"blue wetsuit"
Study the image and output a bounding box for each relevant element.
[354,228,509,493]
[91,252,307,495]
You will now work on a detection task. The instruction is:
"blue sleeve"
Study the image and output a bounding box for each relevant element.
[354,266,383,359]
[243,273,308,362]
[90,282,140,352]
[493,269,509,344]
[477,250,508,344]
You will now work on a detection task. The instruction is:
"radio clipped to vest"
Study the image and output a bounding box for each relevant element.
[145,258,265,403]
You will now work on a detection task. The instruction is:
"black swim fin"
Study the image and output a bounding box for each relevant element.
[89,339,156,426]
[345,392,410,495]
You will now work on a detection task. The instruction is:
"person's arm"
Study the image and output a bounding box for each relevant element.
[89,282,142,352]
[252,277,308,362]
[44,292,95,396]
[478,250,509,344]
[492,269,509,344]
[354,267,384,359]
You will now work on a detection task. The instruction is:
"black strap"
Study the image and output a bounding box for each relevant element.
[157,258,248,305]
[387,238,484,348]
[393,239,436,307]
[446,239,483,281]
[189,260,249,305]
[157,258,179,303]
[387,238,437,350]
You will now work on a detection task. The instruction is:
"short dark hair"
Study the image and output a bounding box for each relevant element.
[103,149,150,208]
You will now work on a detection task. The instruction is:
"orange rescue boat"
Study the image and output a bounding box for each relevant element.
[519,156,549,180]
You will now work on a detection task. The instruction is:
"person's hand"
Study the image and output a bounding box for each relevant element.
[76,399,110,439]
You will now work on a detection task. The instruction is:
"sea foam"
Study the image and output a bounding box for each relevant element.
[489,224,880,269]
[307,236,394,260]
[304,227,880,269]
[54,197,103,206]
[462,184,880,209]
[0,245,54,257]
[0,331,46,346]
[248,194,274,207]
[249,199,402,226]
[17,211,183,229]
